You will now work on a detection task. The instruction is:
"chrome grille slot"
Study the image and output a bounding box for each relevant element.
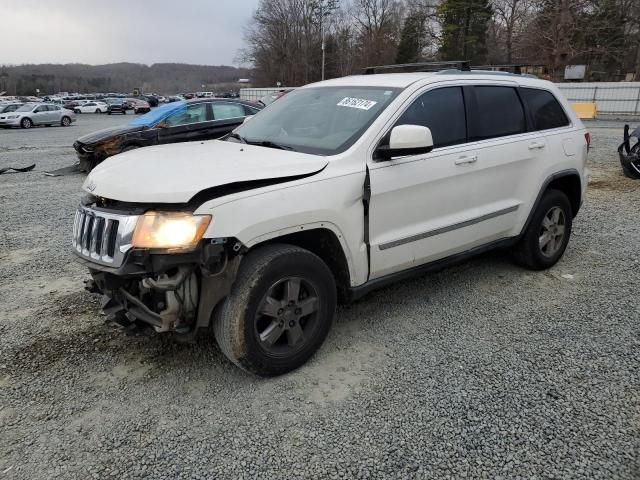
[71,206,138,268]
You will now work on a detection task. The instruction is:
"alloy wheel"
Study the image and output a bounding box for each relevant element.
[254,277,320,356]
[539,206,566,257]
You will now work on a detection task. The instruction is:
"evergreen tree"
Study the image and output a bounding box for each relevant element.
[438,0,492,64]
[396,11,427,63]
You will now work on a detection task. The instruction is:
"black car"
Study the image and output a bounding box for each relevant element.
[142,95,159,107]
[105,98,127,115]
[73,98,262,171]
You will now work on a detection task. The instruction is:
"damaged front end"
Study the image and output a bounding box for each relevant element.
[73,202,242,338]
[618,124,640,179]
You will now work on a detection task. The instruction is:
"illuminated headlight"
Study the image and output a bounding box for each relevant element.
[132,212,211,251]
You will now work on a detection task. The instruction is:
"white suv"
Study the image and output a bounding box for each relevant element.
[73,69,589,376]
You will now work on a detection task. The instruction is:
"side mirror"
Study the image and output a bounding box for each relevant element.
[243,115,254,124]
[375,124,434,160]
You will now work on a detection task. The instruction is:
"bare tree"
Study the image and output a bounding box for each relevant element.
[351,0,404,67]
[491,0,532,62]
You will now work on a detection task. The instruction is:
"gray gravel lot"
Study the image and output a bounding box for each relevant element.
[1,116,639,479]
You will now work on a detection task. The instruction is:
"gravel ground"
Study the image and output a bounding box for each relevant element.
[0,116,639,479]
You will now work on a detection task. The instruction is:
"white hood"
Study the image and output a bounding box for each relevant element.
[83,140,328,204]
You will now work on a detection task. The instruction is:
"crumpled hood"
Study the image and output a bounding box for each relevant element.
[76,124,145,145]
[83,140,328,204]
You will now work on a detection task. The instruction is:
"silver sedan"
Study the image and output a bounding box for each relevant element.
[0,103,76,129]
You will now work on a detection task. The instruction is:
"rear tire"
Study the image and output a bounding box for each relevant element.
[20,118,32,129]
[513,189,572,270]
[214,244,336,376]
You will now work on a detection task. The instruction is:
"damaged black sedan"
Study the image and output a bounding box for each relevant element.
[73,99,262,171]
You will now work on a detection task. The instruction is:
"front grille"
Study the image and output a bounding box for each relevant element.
[72,207,138,268]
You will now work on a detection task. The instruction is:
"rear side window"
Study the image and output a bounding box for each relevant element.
[473,86,526,140]
[212,102,246,120]
[395,86,466,148]
[521,88,569,130]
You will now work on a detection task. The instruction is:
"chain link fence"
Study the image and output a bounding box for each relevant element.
[556,82,640,116]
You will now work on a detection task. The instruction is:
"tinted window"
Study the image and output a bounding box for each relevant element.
[212,102,246,120]
[521,88,569,130]
[395,87,466,148]
[164,104,208,126]
[473,86,526,139]
[34,105,47,113]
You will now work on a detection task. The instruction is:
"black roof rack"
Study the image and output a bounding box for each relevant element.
[362,61,470,75]
[471,64,536,74]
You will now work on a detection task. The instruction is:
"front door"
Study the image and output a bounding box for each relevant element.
[157,102,213,144]
[368,85,483,279]
[32,105,52,124]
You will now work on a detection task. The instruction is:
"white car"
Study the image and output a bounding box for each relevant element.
[74,101,108,114]
[73,67,589,376]
[0,102,76,128]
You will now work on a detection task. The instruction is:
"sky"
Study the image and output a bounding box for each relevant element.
[0,0,261,66]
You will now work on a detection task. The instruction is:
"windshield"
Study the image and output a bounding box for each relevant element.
[231,86,400,155]
[128,101,187,127]
[16,104,35,112]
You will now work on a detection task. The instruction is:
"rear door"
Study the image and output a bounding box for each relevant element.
[464,84,549,239]
[48,105,62,122]
[210,102,250,136]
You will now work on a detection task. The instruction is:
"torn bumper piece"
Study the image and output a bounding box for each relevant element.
[618,124,640,179]
[79,241,241,337]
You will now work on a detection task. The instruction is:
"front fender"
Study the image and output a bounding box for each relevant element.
[195,173,368,286]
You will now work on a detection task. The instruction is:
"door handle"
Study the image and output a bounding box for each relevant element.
[528,142,546,150]
[455,155,478,165]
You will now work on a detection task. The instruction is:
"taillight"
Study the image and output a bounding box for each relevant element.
[585,132,591,151]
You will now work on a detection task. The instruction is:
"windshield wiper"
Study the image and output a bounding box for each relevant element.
[251,140,296,151]
[225,132,247,144]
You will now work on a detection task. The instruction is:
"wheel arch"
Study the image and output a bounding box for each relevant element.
[520,169,582,236]
[546,173,582,217]
[246,226,353,303]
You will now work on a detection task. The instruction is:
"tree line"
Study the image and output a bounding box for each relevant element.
[0,63,250,96]
[241,0,640,85]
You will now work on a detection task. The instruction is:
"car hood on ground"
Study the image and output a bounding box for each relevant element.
[83,140,328,204]
[76,124,146,145]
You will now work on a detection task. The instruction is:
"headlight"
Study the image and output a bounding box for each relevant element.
[7,115,18,119]
[132,212,211,251]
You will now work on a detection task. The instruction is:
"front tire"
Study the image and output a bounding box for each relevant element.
[61,116,71,127]
[214,244,337,376]
[20,118,32,129]
[513,189,573,270]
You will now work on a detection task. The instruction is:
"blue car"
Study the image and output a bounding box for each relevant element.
[73,98,262,171]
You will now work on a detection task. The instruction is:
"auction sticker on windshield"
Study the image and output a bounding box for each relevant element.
[337,97,378,110]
